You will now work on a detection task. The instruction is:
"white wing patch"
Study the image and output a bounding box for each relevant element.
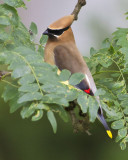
[85,74,91,87]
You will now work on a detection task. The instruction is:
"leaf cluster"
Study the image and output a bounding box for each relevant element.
[86,27,128,150]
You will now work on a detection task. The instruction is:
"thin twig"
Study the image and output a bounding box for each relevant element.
[93,70,120,76]
[71,0,86,20]
[1,79,19,88]
[0,71,11,80]
[110,58,127,92]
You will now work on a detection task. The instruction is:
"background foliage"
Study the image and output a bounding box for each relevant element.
[0,0,128,151]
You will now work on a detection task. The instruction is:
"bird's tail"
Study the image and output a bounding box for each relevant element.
[97,108,112,139]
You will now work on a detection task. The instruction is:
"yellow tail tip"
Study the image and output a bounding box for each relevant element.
[106,130,113,139]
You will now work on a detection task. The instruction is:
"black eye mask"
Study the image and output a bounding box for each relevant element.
[47,26,70,36]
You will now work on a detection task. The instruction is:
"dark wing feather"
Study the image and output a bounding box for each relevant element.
[54,45,93,95]
[54,45,82,73]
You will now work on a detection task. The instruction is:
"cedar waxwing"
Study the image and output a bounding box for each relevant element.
[43,15,112,139]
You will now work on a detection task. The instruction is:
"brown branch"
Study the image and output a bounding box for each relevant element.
[66,102,91,135]
[71,0,86,20]
[69,110,91,135]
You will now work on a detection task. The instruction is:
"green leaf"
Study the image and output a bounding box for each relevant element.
[121,100,128,108]
[0,30,11,41]
[42,94,69,106]
[31,110,43,121]
[94,88,106,96]
[119,47,128,63]
[77,94,88,113]
[113,28,128,40]
[38,70,59,84]
[41,82,64,93]
[11,22,33,47]
[20,106,34,119]
[9,94,25,113]
[123,107,128,115]
[66,89,78,101]
[118,94,128,100]
[8,57,26,70]
[90,47,97,56]
[101,38,110,48]
[111,119,125,130]
[59,69,71,81]
[88,97,99,122]
[120,141,126,150]
[123,135,128,142]
[69,72,85,85]
[101,101,117,117]
[2,84,18,102]
[18,92,42,103]
[106,112,124,122]
[36,103,49,110]
[12,66,31,78]
[19,83,39,93]
[117,36,128,47]
[30,22,38,35]
[111,73,120,78]
[21,102,41,119]
[40,35,48,45]
[47,110,57,133]
[0,4,19,26]
[38,45,44,57]
[0,16,10,25]
[125,117,128,122]
[58,106,69,122]
[3,0,25,8]
[20,107,29,119]
[18,74,35,85]
[13,46,38,57]
[117,127,127,141]
[93,54,112,68]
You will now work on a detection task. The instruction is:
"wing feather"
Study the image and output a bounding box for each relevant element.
[54,45,93,95]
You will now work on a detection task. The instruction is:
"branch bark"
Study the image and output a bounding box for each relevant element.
[71,0,86,20]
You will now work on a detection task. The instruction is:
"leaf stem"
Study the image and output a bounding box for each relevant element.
[110,58,127,92]
[96,83,116,98]
[13,52,44,96]
[93,70,120,76]
[1,79,19,88]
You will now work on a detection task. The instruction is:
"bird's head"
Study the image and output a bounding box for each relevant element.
[43,15,74,38]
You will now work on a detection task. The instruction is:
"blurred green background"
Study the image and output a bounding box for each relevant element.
[0,83,128,160]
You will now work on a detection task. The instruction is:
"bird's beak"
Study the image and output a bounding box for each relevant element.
[43,29,49,35]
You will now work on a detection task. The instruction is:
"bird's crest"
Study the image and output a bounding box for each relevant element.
[48,15,74,30]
